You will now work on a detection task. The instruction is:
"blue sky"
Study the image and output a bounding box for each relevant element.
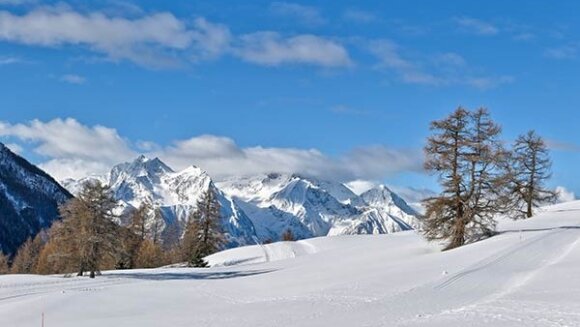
[0,0,579,198]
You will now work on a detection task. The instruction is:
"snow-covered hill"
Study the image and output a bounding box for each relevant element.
[2,201,580,326]
[64,158,421,246]
[0,143,72,255]
[64,156,257,247]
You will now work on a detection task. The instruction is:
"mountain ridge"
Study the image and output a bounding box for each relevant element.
[0,143,73,255]
[63,156,422,247]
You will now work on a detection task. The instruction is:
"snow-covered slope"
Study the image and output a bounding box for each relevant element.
[65,156,257,247]
[0,143,72,255]
[217,173,421,241]
[3,201,580,326]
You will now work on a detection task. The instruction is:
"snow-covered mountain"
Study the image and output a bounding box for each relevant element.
[0,143,72,255]
[217,173,421,241]
[64,156,258,248]
[64,157,421,247]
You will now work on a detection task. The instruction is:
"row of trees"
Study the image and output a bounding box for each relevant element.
[1,182,226,277]
[423,107,556,250]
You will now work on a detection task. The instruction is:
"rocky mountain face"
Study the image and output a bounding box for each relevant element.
[217,173,421,241]
[0,143,72,255]
[63,155,258,248]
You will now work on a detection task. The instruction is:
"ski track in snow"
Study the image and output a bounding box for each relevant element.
[388,225,580,326]
[0,276,137,303]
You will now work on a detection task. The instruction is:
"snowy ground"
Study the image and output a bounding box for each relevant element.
[2,201,580,326]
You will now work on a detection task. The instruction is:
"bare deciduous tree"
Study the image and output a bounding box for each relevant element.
[423,108,508,250]
[0,251,8,274]
[10,234,44,274]
[508,130,557,219]
[57,181,120,278]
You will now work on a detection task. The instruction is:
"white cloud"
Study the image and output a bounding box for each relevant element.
[270,2,325,26]
[0,55,21,65]
[158,135,422,182]
[514,32,534,41]
[60,74,86,84]
[455,17,499,36]
[345,180,377,195]
[369,40,440,85]
[236,32,353,67]
[0,0,34,5]
[39,158,112,181]
[0,6,354,69]
[330,104,369,116]
[0,118,136,179]
[343,9,376,24]
[434,52,466,67]
[465,75,514,90]
[0,6,203,67]
[1,118,422,182]
[556,186,576,203]
[343,145,423,179]
[190,17,231,60]
[369,39,513,89]
[544,44,578,60]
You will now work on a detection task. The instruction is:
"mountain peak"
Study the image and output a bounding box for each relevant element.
[135,154,148,162]
[176,165,207,177]
[129,155,173,173]
[361,185,395,203]
[361,185,418,217]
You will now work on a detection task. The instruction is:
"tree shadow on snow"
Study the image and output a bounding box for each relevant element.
[218,256,263,267]
[106,268,277,281]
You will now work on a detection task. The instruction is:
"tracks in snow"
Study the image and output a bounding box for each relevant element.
[0,275,136,303]
[383,225,580,325]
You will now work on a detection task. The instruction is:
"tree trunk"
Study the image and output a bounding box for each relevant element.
[447,206,466,250]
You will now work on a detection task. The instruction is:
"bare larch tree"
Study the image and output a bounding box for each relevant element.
[58,181,120,278]
[423,107,508,250]
[508,130,557,219]
[182,188,225,267]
